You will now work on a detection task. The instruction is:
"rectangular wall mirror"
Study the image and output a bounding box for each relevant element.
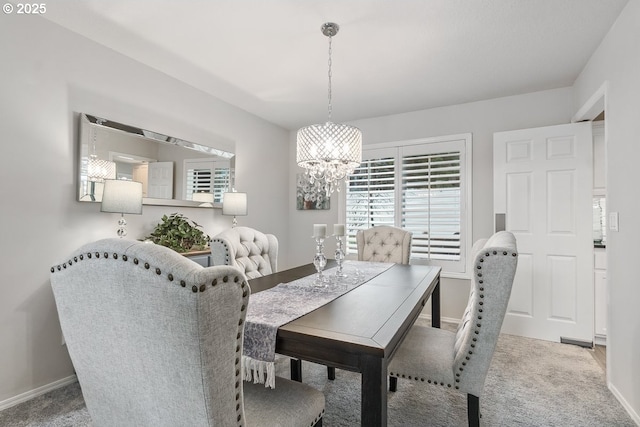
[77,113,235,208]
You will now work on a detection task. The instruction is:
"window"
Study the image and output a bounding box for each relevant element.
[184,159,231,204]
[343,134,472,276]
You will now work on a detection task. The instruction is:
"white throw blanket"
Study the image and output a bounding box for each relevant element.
[242,260,393,388]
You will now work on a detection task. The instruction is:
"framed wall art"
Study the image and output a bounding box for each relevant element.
[296,173,330,210]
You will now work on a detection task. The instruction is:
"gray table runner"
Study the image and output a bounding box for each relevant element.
[243,260,393,388]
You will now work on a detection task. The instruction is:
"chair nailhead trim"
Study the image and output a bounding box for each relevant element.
[449,248,519,388]
[311,409,325,427]
[391,372,453,389]
[235,279,249,426]
[50,252,251,306]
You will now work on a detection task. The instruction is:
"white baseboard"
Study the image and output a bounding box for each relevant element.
[609,382,640,426]
[418,313,461,325]
[0,375,77,412]
[594,334,607,346]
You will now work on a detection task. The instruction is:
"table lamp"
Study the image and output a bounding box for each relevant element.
[222,191,247,227]
[192,192,214,207]
[101,179,143,237]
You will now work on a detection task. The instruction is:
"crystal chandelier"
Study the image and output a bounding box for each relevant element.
[87,118,116,183]
[297,22,362,195]
[87,155,116,183]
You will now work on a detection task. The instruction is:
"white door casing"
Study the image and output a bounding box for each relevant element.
[132,164,149,197]
[494,122,593,343]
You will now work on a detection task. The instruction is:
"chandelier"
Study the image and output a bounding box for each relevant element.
[296,22,362,196]
[87,117,116,183]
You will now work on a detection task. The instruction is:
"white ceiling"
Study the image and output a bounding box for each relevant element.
[44,0,628,130]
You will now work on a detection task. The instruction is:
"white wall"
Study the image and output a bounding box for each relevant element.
[572,0,640,422]
[288,87,574,319]
[0,16,290,403]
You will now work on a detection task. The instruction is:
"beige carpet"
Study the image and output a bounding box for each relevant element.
[0,320,634,426]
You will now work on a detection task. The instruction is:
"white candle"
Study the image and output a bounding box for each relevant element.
[333,224,345,236]
[313,224,327,238]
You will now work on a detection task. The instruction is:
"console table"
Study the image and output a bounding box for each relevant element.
[182,249,212,267]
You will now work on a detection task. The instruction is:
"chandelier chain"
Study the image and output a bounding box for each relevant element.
[296,22,362,196]
[327,35,333,121]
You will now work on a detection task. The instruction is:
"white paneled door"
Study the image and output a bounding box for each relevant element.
[494,122,593,343]
[147,161,174,200]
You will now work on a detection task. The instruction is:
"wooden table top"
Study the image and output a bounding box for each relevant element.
[248,261,441,368]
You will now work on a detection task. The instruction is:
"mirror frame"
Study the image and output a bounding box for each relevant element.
[77,113,235,208]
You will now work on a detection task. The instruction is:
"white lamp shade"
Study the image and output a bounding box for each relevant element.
[222,192,248,216]
[101,180,143,215]
[192,192,214,203]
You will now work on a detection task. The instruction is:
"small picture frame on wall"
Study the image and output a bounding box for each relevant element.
[296,173,330,210]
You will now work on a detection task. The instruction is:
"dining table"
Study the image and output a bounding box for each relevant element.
[247,259,441,427]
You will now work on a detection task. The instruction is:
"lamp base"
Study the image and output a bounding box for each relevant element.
[116,214,127,238]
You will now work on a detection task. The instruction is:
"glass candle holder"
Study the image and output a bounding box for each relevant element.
[313,237,328,286]
[334,235,347,279]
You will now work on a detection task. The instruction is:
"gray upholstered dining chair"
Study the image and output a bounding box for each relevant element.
[211,226,311,385]
[323,225,413,381]
[50,238,324,427]
[210,226,278,279]
[387,231,518,427]
[356,225,412,264]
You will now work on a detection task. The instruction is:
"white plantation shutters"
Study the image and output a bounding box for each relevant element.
[345,136,471,274]
[186,167,211,199]
[212,165,231,203]
[345,148,396,253]
[401,146,461,262]
[184,159,231,204]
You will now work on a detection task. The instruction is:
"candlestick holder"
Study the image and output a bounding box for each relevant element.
[313,236,328,286]
[334,235,347,279]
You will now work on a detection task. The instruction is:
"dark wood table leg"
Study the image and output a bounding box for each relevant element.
[327,366,336,380]
[361,355,387,427]
[290,358,302,382]
[431,279,441,328]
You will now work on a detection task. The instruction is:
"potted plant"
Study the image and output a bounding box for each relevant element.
[145,213,210,253]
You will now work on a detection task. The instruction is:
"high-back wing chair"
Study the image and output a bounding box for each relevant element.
[356,225,412,264]
[50,239,324,427]
[387,231,518,427]
[323,225,413,381]
[211,226,278,279]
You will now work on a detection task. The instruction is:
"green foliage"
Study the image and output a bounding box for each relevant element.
[145,213,210,253]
